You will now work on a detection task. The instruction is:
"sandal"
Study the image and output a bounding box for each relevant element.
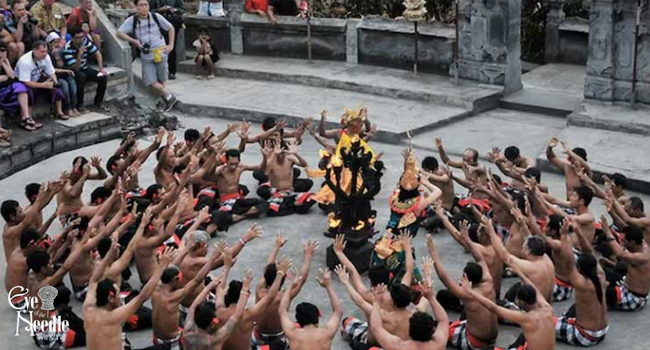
[56,113,70,121]
[20,117,38,131]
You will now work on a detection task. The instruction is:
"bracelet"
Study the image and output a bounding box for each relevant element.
[241,290,250,295]
[239,238,247,246]
[277,271,286,276]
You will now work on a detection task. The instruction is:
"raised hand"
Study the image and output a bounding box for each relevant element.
[315,268,331,288]
[421,256,434,281]
[277,256,292,273]
[155,127,165,144]
[548,136,559,148]
[197,206,211,223]
[221,248,233,266]
[334,234,346,254]
[303,239,319,257]
[159,246,176,266]
[398,230,412,251]
[420,278,435,299]
[275,234,288,248]
[426,234,437,257]
[370,284,387,303]
[334,264,349,284]
[434,137,443,149]
[242,269,254,290]
[243,223,262,242]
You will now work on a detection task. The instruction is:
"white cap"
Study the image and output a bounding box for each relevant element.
[45,32,61,44]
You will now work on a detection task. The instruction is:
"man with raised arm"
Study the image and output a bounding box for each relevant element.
[608,195,650,244]
[546,136,591,199]
[279,268,343,350]
[368,270,449,350]
[252,238,317,350]
[427,234,498,349]
[482,216,555,302]
[462,261,555,350]
[183,270,253,350]
[56,156,108,224]
[601,218,650,311]
[541,185,596,253]
[554,220,609,346]
[83,246,175,350]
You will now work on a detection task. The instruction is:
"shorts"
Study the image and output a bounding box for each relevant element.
[554,316,608,346]
[267,190,314,216]
[612,285,649,311]
[552,277,574,302]
[251,328,289,350]
[342,317,369,344]
[142,58,169,86]
[213,195,268,232]
[448,319,495,350]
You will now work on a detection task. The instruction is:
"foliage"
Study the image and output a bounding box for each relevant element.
[312,0,454,22]
[563,0,590,19]
[521,0,547,64]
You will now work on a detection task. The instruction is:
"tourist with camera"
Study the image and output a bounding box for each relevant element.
[150,0,184,80]
[63,26,109,113]
[117,0,178,112]
[4,1,46,62]
[30,0,67,48]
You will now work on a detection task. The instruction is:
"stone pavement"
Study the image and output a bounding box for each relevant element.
[1,114,650,350]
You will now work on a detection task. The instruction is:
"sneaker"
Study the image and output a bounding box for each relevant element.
[169,73,176,80]
[164,95,178,112]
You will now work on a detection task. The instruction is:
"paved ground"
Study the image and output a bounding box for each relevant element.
[2,108,650,349]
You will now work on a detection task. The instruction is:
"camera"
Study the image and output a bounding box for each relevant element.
[141,43,151,55]
[28,16,38,25]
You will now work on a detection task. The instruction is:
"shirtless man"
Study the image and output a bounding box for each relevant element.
[2,179,62,262]
[151,241,222,349]
[56,156,108,222]
[427,235,498,349]
[261,140,315,216]
[608,196,650,243]
[369,280,449,350]
[212,148,268,232]
[183,270,252,350]
[105,127,165,191]
[279,268,342,350]
[5,229,45,308]
[337,232,415,348]
[462,263,555,350]
[420,156,454,210]
[83,246,175,350]
[539,216,576,302]
[601,220,650,311]
[252,238,317,350]
[216,253,291,350]
[577,170,628,203]
[435,137,486,184]
[23,183,57,230]
[483,217,555,302]
[554,223,609,346]
[542,185,596,251]
[546,136,591,199]
[155,131,194,190]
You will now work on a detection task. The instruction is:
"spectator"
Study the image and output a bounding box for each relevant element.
[192,26,217,79]
[30,0,67,47]
[267,0,299,24]
[245,0,268,18]
[4,1,46,61]
[63,26,108,113]
[14,40,68,127]
[197,0,226,17]
[66,0,101,50]
[150,0,184,80]
[0,21,19,62]
[46,32,79,117]
[117,0,178,112]
[0,41,23,145]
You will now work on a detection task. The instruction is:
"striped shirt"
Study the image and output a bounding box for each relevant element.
[62,37,98,70]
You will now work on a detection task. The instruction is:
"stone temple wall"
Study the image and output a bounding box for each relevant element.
[585,0,650,104]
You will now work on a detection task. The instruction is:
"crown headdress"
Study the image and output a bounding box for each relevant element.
[341,105,367,125]
[38,285,58,311]
[399,150,420,191]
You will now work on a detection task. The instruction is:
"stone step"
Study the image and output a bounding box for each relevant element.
[500,88,583,117]
[568,101,650,136]
[177,53,503,111]
[536,125,650,195]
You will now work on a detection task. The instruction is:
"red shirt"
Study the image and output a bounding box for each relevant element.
[245,0,268,13]
[66,7,87,27]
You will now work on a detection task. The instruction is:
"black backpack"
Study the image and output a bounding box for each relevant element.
[128,12,168,60]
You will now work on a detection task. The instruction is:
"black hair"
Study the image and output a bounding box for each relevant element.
[68,26,83,37]
[398,186,421,202]
[421,157,439,172]
[32,40,47,50]
[577,254,604,304]
[20,228,41,249]
[264,263,286,287]
[628,197,644,212]
[106,155,120,175]
[572,147,587,161]
[262,117,277,131]
[409,312,435,342]
[11,0,25,9]
[184,129,200,143]
[504,146,520,162]
[96,279,117,307]
[491,174,502,186]
[53,285,71,308]
[611,173,628,189]
[133,0,149,5]
[295,302,319,327]
[73,156,89,168]
[225,149,241,161]
[575,185,594,207]
[467,223,480,244]
[91,186,112,204]
[197,25,209,35]
[368,264,390,286]
[194,302,216,330]
[145,184,163,201]
[173,164,187,175]
[1,200,19,222]
[547,214,564,238]
[25,183,41,202]
[523,167,541,184]
[161,267,180,284]
[464,262,483,284]
[390,283,412,308]
[225,280,243,307]
[624,225,644,245]
[525,235,546,256]
[26,250,50,273]
[155,147,166,161]
[97,237,112,258]
[516,284,536,305]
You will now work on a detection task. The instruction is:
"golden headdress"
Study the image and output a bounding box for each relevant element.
[341,105,367,126]
[399,150,420,191]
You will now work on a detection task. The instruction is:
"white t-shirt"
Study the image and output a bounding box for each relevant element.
[15,51,56,83]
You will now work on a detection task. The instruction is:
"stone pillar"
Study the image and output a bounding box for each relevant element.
[544,0,564,63]
[455,0,522,93]
[636,0,650,103]
[346,19,360,64]
[230,13,244,54]
[584,0,616,101]
[612,0,637,101]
